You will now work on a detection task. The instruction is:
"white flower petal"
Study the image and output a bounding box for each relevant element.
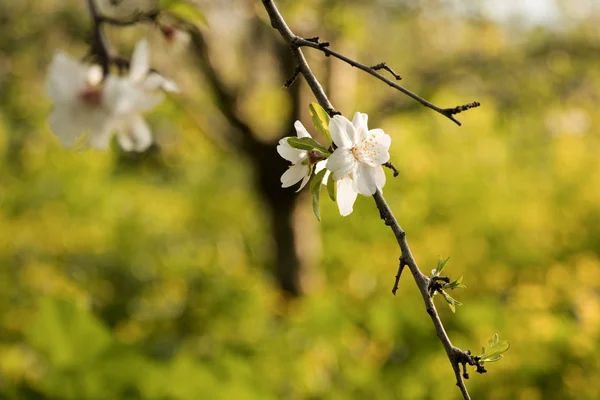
[336,176,358,216]
[46,52,88,104]
[373,165,386,191]
[142,72,166,91]
[136,92,164,112]
[105,76,164,116]
[143,72,180,93]
[129,39,150,83]
[353,163,378,196]
[297,171,311,192]
[352,112,369,140]
[329,115,354,148]
[315,160,326,173]
[160,78,180,93]
[294,121,312,138]
[369,128,392,149]
[281,163,309,188]
[356,128,392,166]
[103,76,135,115]
[118,130,134,151]
[118,115,153,152]
[369,128,392,160]
[326,148,356,180]
[46,45,169,153]
[49,99,112,149]
[315,160,330,184]
[48,109,82,147]
[277,138,306,163]
[89,124,114,150]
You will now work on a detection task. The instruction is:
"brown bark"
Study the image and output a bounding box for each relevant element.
[188,21,310,296]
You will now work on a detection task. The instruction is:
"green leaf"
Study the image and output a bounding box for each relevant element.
[311,169,328,221]
[286,137,330,155]
[479,333,511,364]
[327,172,336,201]
[440,290,462,313]
[432,256,450,276]
[444,275,467,290]
[309,102,332,145]
[159,0,207,27]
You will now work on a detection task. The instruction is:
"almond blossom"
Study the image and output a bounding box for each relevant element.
[326,112,391,215]
[46,53,112,148]
[46,40,178,152]
[101,40,179,151]
[277,121,326,192]
[310,162,354,217]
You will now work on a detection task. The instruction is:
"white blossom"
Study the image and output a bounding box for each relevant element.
[326,112,391,216]
[277,121,325,192]
[46,40,178,152]
[101,39,179,151]
[313,163,357,217]
[46,53,112,148]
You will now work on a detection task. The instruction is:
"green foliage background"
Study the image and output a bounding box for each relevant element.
[1,0,600,399]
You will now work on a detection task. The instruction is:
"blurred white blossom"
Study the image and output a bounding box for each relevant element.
[46,53,111,148]
[46,39,178,152]
[102,39,179,151]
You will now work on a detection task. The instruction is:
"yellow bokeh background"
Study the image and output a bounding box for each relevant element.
[1,0,600,399]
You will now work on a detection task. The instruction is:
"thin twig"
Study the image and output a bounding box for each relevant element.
[383,161,400,177]
[261,1,472,398]
[284,66,301,88]
[86,2,162,74]
[392,258,406,295]
[373,191,472,400]
[371,62,402,80]
[293,36,479,126]
[86,0,111,75]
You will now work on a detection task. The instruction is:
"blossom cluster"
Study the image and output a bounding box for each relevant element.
[278,106,392,217]
[46,40,178,152]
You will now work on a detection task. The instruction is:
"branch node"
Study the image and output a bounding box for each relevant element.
[371,62,402,80]
[290,36,302,48]
[428,275,450,296]
[445,101,481,116]
[391,258,406,295]
[284,66,301,88]
[383,161,400,177]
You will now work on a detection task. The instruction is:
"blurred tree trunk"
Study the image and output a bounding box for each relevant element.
[188,22,313,297]
[255,141,303,296]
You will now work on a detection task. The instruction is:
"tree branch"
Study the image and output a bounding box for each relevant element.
[292,36,479,126]
[184,25,262,155]
[86,0,111,75]
[85,1,160,75]
[391,258,405,295]
[97,10,160,26]
[373,190,471,399]
[261,0,473,398]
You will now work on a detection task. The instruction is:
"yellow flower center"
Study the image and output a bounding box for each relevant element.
[351,135,379,162]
